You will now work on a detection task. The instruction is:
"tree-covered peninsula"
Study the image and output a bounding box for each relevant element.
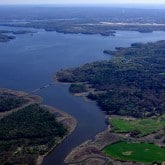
[56,40,165,118]
[0,89,76,165]
[58,41,165,165]
[0,104,67,165]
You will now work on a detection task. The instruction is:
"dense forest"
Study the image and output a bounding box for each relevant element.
[0,93,27,112]
[69,84,87,93]
[56,40,165,118]
[0,104,67,165]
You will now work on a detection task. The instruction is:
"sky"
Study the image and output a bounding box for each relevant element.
[0,0,165,4]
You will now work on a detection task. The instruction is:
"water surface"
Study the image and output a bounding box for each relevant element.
[0,27,165,164]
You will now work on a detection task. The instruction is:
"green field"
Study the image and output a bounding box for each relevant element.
[103,141,165,164]
[110,116,165,136]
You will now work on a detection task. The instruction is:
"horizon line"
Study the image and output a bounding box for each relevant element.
[0,3,165,9]
[0,2,165,5]
[0,3,165,7]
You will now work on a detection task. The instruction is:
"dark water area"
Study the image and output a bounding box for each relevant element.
[0,26,165,164]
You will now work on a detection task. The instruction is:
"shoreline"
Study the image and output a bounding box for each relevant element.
[64,115,165,165]
[1,22,164,164]
[0,88,42,119]
[54,75,105,104]
[1,22,165,37]
[0,88,77,165]
[53,76,165,164]
[36,105,77,165]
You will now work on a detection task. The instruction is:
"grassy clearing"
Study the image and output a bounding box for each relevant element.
[110,116,165,136]
[103,141,165,164]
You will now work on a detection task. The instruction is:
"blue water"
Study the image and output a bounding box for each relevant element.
[0,26,165,164]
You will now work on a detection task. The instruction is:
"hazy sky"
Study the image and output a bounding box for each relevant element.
[0,0,165,4]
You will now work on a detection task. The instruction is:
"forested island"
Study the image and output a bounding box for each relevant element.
[12,30,36,34]
[0,33,15,42]
[0,89,76,165]
[56,41,165,164]
[0,30,36,42]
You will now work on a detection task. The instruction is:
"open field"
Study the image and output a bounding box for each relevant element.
[110,116,165,137]
[103,141,165,164]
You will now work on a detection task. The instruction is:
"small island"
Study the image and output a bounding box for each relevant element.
[55,40,165,164]
[0,33,15,42]
[12,30,36,35]
[0,30,36,43]
[0,89,76,165]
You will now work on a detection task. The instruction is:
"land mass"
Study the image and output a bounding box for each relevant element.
[56,40,165,118]
[0,33,15,42]
[55,40,165,164]
[2,20,165,36]
[0,30,36,42]
[0,89,76,165]
[0,7,165,36]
